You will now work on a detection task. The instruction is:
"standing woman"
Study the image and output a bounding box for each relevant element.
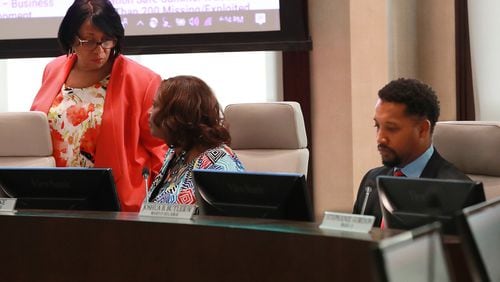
[31,0,167,211]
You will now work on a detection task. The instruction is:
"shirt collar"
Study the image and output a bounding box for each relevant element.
[395,145,434,177]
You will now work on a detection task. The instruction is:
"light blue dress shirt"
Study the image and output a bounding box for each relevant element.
[395,145,434,177]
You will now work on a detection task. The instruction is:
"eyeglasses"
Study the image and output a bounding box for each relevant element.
[77,36,116,50]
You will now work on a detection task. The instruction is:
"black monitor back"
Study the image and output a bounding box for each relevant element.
[0,167,120,211]
[192,169,314,221]
[456,196,500,281]
[377,176,485,234]
[373,222,454,282]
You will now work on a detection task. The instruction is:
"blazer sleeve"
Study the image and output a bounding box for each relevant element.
[138,72,166,179]
[353,167,387,226]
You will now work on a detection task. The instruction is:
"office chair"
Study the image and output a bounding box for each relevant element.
[0,111,55,167]
[224,102,309,176]
[433,121,500,200]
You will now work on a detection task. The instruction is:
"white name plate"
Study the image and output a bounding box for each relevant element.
[319,211,375,233]
[0,198,16,212]
[140,203,196,219]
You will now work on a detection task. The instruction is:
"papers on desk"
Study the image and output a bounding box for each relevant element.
[319,211,375,233]
[139,202,196,219]
[0,198,16,212]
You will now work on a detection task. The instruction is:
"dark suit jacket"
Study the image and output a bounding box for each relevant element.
[352,148,471,226]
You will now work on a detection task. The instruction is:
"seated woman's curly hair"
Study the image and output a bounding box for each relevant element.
[151,75,231,150]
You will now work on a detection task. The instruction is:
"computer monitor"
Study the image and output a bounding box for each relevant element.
[373,222,454,282]
[192,169,314,221]
[377,175,485,234]
[0,167,120,211]
[456,196,500,281]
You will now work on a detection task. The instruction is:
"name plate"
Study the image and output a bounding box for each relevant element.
[319,211,375,233]
[140,203,196,219]
[0,198,16,212]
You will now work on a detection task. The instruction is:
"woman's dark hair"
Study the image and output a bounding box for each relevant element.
[152,75,231,151]
[58,0,124,57]
[378,78,440,133]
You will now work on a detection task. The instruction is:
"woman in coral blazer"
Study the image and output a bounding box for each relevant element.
[31,0,166,211]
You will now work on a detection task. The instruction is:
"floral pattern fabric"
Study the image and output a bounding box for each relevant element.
[148,144,245,205]
[47,76,109,167]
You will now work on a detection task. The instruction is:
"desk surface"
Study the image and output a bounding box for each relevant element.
[2,209,396,239]
[0,210,469,282]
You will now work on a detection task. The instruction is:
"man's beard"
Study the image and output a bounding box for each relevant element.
[378,144,401,167]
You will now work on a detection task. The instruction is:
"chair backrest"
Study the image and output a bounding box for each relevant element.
[224,102,309,176]
[433,121,500,200]
[456,196,500,282]
[0,111,55,167]
[373,222,454,282]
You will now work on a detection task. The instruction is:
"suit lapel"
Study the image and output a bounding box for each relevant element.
[420,148,443,178]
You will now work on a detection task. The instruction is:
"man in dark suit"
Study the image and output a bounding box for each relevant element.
[352,78,470,226]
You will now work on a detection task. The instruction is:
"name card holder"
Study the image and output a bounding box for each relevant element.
[0,198,17,212]
[139,202,196,220]
[319,211,375,233]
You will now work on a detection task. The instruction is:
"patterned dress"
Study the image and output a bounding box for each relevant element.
[148,144,244,204]
[47,75,109,167]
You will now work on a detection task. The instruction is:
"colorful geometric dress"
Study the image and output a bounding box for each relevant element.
[148,144,244,204]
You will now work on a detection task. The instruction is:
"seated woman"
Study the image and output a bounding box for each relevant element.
[147,75,244,204]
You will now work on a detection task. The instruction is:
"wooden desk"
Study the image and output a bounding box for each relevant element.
[0,210,399,282]
[444,235,475,282]
[0,210,473,282]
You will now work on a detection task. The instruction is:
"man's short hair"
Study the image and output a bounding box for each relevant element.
[378,78,440,132]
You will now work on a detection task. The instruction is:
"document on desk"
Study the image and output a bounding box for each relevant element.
[139,202,196,219]
[0,198,16,212]
[319,211,375,233]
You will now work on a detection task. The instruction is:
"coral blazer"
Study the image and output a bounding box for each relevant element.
[31,54,167,211]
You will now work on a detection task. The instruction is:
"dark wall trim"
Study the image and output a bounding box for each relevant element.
[282,50,313,202]
[455,0,475,120]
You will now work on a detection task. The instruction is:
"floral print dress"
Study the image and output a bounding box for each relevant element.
[47,75,109,167]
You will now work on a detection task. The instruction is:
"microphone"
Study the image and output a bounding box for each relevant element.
[142,167,150,199]
[360,185,372,215]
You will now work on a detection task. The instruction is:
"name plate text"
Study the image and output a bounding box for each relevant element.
[319,211,375,233]
[140,203,196,219]
[0,198,16,212]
